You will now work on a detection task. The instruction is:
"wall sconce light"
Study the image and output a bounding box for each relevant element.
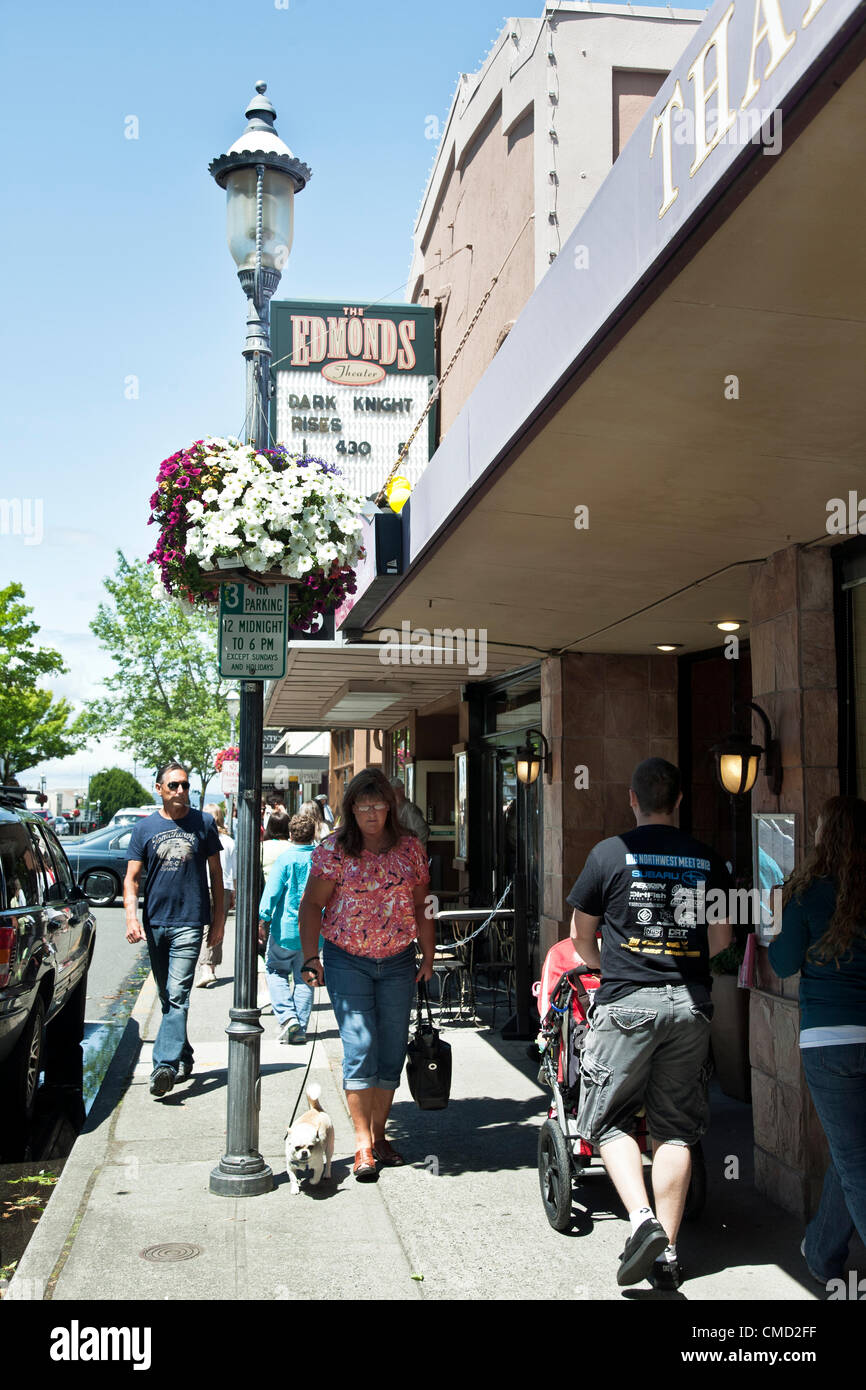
[516,727,551,785]
[712,701,783,796]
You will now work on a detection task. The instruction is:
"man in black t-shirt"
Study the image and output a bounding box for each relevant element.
[568,758,731,1290]
[124,761,224,1098]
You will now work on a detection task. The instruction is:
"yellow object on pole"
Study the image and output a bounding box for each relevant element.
[386,475,412,513]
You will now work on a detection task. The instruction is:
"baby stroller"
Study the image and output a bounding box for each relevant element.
[535,938,706,1232]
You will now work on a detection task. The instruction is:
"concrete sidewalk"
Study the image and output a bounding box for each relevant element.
[8,918,841,1302]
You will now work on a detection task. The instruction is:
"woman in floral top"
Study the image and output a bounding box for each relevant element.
[299,767,434,1181]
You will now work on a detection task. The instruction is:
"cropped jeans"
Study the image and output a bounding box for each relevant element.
[323,939,416,1091]
[145,922,204,1077]
[801,1043,866,1279]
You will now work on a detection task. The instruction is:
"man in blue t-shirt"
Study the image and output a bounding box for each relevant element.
[568,758,731,1291]
[124,761,224,1097]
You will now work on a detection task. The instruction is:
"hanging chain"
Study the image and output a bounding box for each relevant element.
[374,213,535,506]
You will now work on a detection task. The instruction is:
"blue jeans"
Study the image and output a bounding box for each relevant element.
[145,923,204,1077]
[266,939,314,1030]
[801,1044,866,1278]
[323,940,416,1091]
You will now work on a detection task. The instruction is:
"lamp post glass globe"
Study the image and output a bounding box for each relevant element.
[225,165,294,271]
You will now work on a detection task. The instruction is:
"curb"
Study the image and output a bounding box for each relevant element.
[5,969,158,1301]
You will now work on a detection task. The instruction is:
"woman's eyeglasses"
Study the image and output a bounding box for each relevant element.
[354,802,388,814]
[166,780,191,792]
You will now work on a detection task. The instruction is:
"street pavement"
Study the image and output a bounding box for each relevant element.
[7,916,854,1303]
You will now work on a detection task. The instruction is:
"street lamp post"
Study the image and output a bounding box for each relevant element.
[208,83,310,1197]
[226,688,240,829]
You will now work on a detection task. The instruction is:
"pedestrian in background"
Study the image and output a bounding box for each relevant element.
[769,795,866,1285]
[300,798,330,843]
[299,767,434,1181]
[124,761,224,1097]
[196,803,235,987]
[315,792,335,827]
[258,812,318,1044]
[262,811,291,870]
[390,777,429,845]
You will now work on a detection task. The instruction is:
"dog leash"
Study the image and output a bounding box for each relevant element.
[286,994,321,1129]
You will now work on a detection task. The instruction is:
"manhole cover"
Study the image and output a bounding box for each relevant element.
[139,1243,202,1263]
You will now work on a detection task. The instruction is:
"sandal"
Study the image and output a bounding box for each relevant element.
[372,1137,405,1167]
[353,1146,379,1182]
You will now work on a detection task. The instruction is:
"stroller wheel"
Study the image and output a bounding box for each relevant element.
[682,1141,707,1222]
[538,1119,574,1232]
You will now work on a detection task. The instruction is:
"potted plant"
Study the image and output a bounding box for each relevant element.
[147,437,365,630]
[710,940,751,1102]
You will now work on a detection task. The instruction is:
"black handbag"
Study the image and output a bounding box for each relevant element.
[405,980,452,1109]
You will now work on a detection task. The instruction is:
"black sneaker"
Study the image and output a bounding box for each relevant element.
[176,1061,193,1083]
[149,1066,174,1098]
[617,1217,669,1286]
[650,1257,684,1291]
[289,1027,307,1045]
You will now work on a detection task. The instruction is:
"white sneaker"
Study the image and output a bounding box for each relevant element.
[197,965,216,988]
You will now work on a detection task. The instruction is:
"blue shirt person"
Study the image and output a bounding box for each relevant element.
[124,762,224,1097]
[258,813,317,1045]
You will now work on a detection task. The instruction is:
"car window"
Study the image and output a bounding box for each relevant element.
[37,822,76,897]
[0,822,42,909]
[110,830,133,851]
[25,824,58,901]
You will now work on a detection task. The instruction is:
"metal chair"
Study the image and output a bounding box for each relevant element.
[478,917,516,1029]
[431,919,476,1021]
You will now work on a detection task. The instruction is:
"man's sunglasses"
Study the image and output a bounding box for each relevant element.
[165,780,190,792]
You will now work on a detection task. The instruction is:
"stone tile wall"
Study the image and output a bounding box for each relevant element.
[539,650,677,955]
[749,545,837,1218]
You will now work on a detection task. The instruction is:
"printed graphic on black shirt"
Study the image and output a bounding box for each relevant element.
[623,849,712,962]
[566,826,732,1003]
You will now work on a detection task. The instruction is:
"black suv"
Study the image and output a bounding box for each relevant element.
[0,792,96,1133]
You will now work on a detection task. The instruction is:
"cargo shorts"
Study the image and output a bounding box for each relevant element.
[575,983,714,1148]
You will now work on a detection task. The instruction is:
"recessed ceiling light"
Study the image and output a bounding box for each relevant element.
[655,644,682,652]
[716,621,742,632]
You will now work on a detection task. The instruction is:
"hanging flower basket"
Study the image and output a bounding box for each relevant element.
[147,438,365,629]
[214,747,239,772]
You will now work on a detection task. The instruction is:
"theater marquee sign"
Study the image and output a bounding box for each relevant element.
[649,0,852,220]
[270,301,436,498]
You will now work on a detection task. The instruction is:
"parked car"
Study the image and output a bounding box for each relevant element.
[0,795,96,1132]
[107,805,156,829]
[63,824,140,907]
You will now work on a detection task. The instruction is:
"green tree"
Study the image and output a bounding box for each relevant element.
[0,583,84,783]
[88,768,154,826]
[80,553,231,797]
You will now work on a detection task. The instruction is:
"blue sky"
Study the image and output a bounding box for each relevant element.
[0,0,681,788]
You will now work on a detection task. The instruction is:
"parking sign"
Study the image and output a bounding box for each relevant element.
[219,582,288,679]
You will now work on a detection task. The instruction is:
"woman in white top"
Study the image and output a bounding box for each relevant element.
[197,804,235,987]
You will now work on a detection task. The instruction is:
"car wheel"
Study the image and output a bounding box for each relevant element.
[538,1118,574,1232]
[82,869,119,907]
[1,997,46,1127]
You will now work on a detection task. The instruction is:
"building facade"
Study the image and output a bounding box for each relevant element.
[266,0,866,1218]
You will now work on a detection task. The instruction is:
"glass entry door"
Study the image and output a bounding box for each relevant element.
[486,743,541,929]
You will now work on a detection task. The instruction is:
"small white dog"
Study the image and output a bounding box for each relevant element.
[285,1083,334,1195]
